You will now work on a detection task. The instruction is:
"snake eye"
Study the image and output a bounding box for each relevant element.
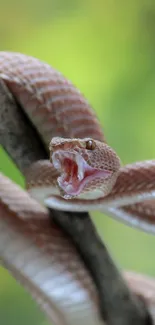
[86,140,96,150]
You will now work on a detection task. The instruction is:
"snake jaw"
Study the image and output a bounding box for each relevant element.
[52,150,111,198]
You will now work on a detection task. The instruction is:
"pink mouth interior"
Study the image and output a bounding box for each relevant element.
[52,151,111,198]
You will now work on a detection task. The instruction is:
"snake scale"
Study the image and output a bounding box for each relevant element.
[1,51,155,324]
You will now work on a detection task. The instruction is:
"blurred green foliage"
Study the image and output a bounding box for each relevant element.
[1,0,155,324]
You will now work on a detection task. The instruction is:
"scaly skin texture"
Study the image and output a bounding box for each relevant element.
[0,173,154,325]
[0,51,121,201]
[26,137,121,200]
[0,52,155,234]
[0,51,155,324]
[0,173,102,325]
[0,52,104,144]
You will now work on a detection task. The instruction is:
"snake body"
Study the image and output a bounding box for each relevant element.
[0,51,120,202]
[0,52,155,233]
[0,173,103,325]
[1,51,155,324]
[1,173,155,325]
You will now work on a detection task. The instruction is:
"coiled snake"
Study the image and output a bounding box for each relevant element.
[1,51,155,324]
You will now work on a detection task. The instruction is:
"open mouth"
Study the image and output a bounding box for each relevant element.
[51,150,111,198]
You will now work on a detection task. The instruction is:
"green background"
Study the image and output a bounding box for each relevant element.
[1,0,155,324]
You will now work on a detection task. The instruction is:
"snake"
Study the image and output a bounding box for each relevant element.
[1,52,155,234]
[1,173,155,325]
[1,51,155,324]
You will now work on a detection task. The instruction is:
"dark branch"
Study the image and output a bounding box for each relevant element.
[0,79,153,325]
[0,80,47,172]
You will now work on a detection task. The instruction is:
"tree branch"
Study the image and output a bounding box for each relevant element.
[0,79,153,324]
[0,80,47,171]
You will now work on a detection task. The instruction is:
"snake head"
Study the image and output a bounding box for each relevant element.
[49,137,121,199]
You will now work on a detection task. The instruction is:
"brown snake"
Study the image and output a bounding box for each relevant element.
[0,52,155,232]
[0,173,155,325]
[1,51,155,324]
